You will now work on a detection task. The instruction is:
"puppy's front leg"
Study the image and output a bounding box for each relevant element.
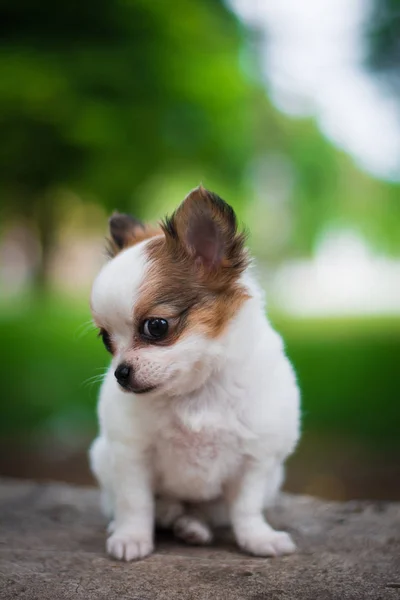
[107,441,154,561]
[225,458,296,557]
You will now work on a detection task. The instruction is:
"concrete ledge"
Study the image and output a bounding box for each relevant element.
[0,479,399,599]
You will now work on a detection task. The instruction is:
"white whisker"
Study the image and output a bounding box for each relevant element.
[74,320,97,341]
[82,372,107,389]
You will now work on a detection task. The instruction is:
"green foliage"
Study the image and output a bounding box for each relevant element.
[0,0,253,214]
[1,299,399,445]
[0,0,257,290]
[0,299,104,436]
[273,314,400,441]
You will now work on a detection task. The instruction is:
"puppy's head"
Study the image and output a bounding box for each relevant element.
[91,186,249,397]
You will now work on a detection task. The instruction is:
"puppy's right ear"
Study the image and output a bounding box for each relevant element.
[108,212,144,256]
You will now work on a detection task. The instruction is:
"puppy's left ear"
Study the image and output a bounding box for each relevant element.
[163,186,248,281]
[107,212,145,255]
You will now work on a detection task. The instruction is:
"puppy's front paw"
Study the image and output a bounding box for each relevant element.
[237,529,296,557]
[106,530,154,561]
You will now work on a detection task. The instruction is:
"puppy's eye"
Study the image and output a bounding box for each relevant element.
[141,318,169,341]
[98,329,113,353]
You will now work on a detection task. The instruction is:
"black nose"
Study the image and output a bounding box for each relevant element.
[114,363,131,388]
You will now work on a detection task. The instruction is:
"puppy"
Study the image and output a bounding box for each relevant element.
[89,186,300,561]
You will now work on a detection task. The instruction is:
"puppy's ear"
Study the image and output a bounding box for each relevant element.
[108,212,145,255]
[163,186,248,281]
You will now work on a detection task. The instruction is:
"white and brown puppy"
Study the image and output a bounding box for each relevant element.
[89,186,300,561]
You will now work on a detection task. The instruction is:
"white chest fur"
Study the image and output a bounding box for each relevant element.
[152,415,243,501]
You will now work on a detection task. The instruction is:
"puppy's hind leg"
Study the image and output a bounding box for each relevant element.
[173,505,214,546]
[173,514,213,545]
[155,496,185,528]
[156,497,213,545]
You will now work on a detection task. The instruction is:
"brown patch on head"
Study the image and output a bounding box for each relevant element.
[134,187,250,341]
[107,212,162,257]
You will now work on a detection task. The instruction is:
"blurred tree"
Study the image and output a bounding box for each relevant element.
[249,92,400,261]
[365,0,400,96]
[1,0,399,291]
[0,0,254,288]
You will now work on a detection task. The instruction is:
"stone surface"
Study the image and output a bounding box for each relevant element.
[0,479,399,600]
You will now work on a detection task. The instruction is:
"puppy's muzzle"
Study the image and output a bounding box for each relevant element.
[114,363,131,389]
[114,363,156,394]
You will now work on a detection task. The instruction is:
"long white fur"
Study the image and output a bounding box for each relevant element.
[89,240,300,561]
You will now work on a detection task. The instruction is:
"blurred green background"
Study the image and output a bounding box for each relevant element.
[0,0,399,500]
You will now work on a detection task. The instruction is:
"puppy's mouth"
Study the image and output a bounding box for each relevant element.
[132,385,157,395]
[119,384,157,395]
